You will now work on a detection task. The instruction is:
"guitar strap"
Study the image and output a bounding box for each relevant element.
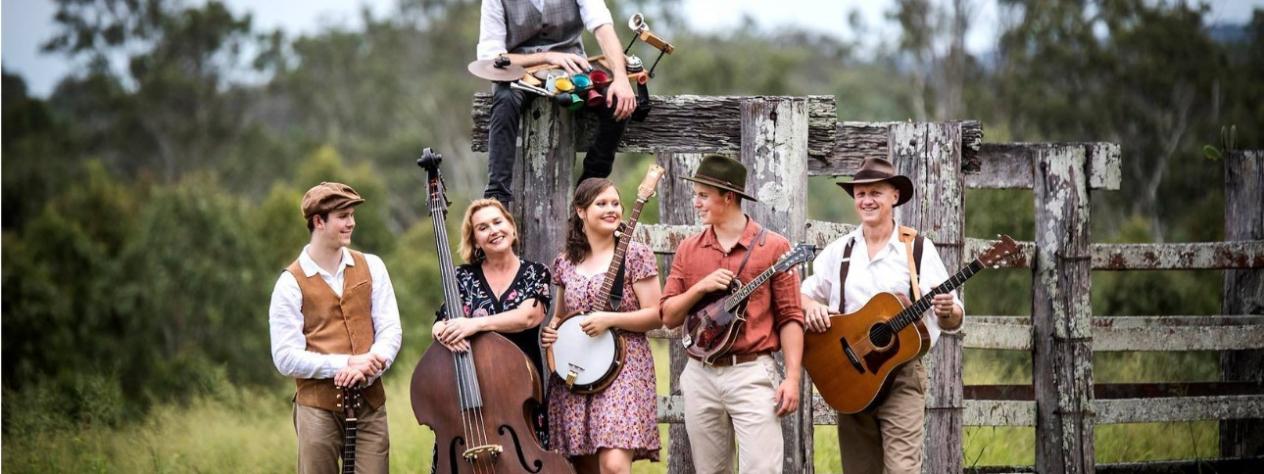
[836,226,924,313]
[734,226,769,280]
[899,226,923,301]
[837,237,854,313]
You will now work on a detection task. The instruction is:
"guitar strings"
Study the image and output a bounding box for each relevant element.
[870,261,979,341]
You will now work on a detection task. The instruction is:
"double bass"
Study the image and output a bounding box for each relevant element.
[410,149,573,474]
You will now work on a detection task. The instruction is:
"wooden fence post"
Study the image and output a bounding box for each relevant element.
[1221,150,1264,457]
[889,122,965,473]
[657,152,703,474]
[1032,146,1095,473]
[740,97,812,473]
[511,100,576,265]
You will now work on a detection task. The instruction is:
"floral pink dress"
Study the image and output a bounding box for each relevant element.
[548,241,661,461]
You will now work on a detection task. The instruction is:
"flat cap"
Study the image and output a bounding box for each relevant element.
[301,182,365,219]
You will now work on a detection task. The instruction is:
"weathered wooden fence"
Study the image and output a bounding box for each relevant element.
[471,94,1264,473]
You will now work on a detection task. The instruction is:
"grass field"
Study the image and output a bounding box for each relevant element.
[2,341,1221,473]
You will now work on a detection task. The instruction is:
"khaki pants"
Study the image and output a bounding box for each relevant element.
[293,402,389,474]
[836,360,927,474]
[681,355,784,474]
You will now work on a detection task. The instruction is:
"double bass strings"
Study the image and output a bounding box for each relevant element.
[433,203,494,473]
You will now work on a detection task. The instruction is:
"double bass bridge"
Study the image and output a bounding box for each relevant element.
[463,444,503,462]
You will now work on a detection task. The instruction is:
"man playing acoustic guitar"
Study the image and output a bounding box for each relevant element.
[800,158,963,474]
[660,155,805,474]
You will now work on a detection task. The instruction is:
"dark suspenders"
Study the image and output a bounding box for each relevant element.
[835,230,924,313]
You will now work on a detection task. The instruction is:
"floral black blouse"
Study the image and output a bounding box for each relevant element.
[441,259,552,376]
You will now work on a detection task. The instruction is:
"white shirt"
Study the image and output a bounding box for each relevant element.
[800,224,963,347]
[269,246,403,380]
[476,0,615,60]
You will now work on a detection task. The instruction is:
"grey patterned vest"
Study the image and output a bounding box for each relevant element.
[503,0,585,56]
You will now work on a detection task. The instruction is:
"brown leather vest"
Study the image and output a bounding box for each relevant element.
[287,249,386,412]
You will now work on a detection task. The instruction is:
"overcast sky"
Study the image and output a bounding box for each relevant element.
[4,0,1261,97]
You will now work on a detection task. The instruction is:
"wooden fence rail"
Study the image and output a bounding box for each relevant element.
[475,93,1264,472]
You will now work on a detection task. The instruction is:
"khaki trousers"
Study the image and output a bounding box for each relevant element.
[293,402,389,474]
[836,360,927,474]
[681,355,784,474]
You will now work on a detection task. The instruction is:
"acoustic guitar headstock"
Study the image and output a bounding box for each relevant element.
[978,234,1021,268]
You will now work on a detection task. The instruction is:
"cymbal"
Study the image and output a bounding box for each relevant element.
[467,59,525,82]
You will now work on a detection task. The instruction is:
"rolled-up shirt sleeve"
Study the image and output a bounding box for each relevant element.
[578,0,614,32]
[918,238,965,334]
[269,273,348,379]
[770,241,805,331]
[800,242,838,304]
[476,0,508,60]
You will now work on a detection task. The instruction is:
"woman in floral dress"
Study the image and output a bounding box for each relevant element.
[431,199,552,452]
[541,178,662,473]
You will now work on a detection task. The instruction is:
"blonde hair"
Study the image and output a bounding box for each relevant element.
[459,199,519,263]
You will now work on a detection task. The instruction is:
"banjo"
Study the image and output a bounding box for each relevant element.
[547,165,664,394]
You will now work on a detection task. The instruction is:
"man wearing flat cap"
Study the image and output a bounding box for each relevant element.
[269,182,402,474]
[660,155,805,473]
[799,158,963,474]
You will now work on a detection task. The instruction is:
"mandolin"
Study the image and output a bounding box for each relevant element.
[682,243,814,364]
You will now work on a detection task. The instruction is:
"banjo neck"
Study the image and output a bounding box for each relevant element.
[595,196,648,310]
[594,165,664,311]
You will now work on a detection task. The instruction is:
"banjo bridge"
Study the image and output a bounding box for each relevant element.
[564,363,586,388]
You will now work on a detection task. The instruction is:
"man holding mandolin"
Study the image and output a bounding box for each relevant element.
[800,158,963,474]
[269,182,402,474]
[660,155,806,474]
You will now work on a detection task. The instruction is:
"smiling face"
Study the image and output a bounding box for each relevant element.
[851,181,898,227]
[471,205,517,257]
[313,207,356,248]
[692,183,738,226]
[578,185,623,237]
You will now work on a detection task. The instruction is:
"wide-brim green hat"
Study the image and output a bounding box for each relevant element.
[681,155,758,202]
[836,157,914,207]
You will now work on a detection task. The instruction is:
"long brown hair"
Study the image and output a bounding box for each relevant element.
[459,199,519,263]
[565,178,617,264]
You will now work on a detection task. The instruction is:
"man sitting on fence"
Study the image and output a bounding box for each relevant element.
[799,157,963,474]
[477,0,638,204]
[660,155,805,474]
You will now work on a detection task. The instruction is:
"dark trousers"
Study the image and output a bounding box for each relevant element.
[484,81,629,203]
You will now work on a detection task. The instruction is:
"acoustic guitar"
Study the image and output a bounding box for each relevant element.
[804,235,1019,414]
[339,386,362,474]
[682,243,814,364]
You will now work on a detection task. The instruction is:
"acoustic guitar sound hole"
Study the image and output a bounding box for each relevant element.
[868,323,894,349]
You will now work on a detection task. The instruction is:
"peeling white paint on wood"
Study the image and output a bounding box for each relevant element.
[963,316,1264,351]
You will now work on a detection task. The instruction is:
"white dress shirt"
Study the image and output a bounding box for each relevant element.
[801,224,963,347]
[269,246,403,380]
[476,0,614,60]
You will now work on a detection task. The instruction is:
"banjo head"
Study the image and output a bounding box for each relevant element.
[550,315,619,388]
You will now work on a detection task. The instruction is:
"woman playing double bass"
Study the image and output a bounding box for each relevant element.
[431,198,552,438]
[541,178,662,473]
